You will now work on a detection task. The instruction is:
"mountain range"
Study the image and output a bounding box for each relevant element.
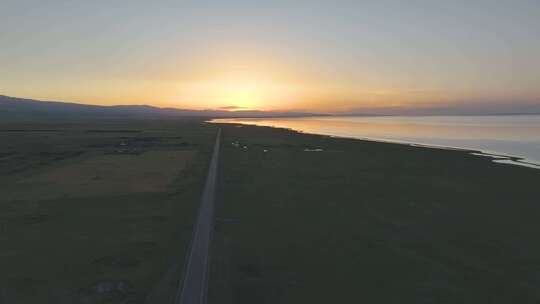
[0,95,320,120]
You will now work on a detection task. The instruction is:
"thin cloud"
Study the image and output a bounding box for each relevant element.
[219,106,247,110]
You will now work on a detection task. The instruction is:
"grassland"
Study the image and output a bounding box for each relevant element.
[210,123,540,304]
[3,118,540,303]
[0,119,217,303]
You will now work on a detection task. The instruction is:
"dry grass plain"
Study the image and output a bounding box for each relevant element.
[9,151,195,200]
[0,119,216,304]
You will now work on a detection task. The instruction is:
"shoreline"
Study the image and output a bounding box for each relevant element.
[210,120,540,303]
[208,119,540,170]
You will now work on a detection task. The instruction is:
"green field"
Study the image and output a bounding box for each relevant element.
[210,123,540,304]
[2,119,540,303]
[0,119,217,303]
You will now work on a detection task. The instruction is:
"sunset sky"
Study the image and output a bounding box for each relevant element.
[1,1,539,113]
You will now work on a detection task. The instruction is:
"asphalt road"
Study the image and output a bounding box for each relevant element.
[176,129,221,304]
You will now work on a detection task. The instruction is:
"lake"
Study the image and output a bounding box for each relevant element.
[211,115,540,168]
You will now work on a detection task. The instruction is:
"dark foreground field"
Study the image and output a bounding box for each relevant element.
[210,123,540,304]
[0,119,217,303]
[2,119,540,304]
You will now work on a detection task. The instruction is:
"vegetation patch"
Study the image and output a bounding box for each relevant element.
[0,119,216,303]
[11,151,195,199]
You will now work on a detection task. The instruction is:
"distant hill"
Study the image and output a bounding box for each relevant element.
[0,95,320,120]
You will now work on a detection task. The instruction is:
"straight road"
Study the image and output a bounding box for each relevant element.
[176,129,221,304]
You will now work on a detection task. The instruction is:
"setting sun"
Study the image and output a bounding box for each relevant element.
[221,82,262,110]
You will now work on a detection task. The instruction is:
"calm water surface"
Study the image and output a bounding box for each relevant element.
[212,115,540,168]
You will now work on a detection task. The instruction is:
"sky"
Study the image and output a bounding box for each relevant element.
[1,0,539,113]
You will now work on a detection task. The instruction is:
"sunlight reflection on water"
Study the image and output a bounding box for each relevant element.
[211,115,540,168]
